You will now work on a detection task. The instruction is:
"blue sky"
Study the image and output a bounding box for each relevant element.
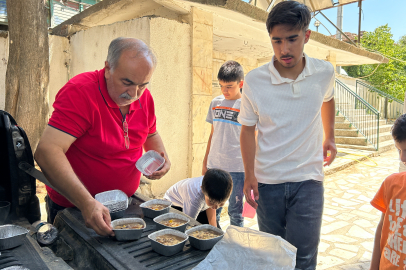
[242,0,405,42]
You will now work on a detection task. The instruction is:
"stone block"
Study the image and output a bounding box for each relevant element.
[191,7,213,26]
[326,51,337,68]
[192,38,212,68]
[193,23,213,42]
[191,142,207,177]
[192,94,212,144]
[212,50,227,60]
[193,67,212,95]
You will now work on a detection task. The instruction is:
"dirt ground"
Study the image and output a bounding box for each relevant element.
[36,180,46,203]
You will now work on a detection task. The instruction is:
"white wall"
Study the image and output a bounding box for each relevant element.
[69,17,151,77]
[68,16,192,197]
[149,17,191,196]
[48,35,70,117]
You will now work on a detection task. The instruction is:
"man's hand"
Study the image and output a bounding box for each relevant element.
[81,199,114,237]
[323,138,337,167]
[145,152,171,180]
[243,174,259,209]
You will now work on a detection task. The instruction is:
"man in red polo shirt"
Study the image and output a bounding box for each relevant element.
[35,37,171,236]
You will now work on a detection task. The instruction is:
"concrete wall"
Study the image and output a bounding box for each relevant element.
[149,17,191,196]
[336,74,357,89]
[48,35,70,117]
[212,51,258,98]
[0,33,68,115]
[0,33,8,110]
[69,17,151,77]
[68,16,191,197]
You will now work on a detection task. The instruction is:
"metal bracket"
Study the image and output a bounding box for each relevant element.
[18,162,61,194]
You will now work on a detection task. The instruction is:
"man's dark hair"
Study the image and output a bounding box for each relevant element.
[266,1,311,34]
[392,114,406,142]
[201,169,233,204]
[217,60,244,82]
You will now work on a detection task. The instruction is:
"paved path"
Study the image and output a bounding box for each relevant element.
[219,148,400,269]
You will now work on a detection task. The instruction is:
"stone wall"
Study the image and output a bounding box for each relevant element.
[212,51,258,98]
[189,7,214,178]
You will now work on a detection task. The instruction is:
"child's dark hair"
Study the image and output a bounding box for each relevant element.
[266,1,311,34]
[392,114,406,142]
[201,169,233,204]
[217,60,244,83]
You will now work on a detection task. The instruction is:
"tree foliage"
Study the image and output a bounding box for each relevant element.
[343,25,406,101]
[399,35,406,47]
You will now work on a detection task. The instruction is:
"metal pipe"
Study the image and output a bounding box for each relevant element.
[358,0,362,44]
[336,5,343,41]
[319,11,357,46]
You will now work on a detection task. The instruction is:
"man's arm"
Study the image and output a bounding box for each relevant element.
[35,126,114,236]
[202,125,214,175]
[143,132,171,180]
[321,98,337,166]
[240,125,258,209]
[370,213,384,270]
[205,208,217,227]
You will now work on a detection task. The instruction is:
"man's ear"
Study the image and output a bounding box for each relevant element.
[239,80,244,88]
[304,29,311,44]
[104,61,111,80]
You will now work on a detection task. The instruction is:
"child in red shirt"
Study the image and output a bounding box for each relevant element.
[371,114,406,269]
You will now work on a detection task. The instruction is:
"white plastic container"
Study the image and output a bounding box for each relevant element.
[136,150,165,176]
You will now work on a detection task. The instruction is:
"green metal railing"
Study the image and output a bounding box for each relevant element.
[335,79,380,150]
[356,80,404,122]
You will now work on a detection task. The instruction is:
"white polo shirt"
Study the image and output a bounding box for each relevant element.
[238,54,334,184]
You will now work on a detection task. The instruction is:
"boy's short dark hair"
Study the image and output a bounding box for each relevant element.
[392,114,406,142]
[266,1,311,34]
[201,169,233,204]
[217,60,244,83]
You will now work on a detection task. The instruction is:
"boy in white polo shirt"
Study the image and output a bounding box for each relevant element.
[238,1,336,269]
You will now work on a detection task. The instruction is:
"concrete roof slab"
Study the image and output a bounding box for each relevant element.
[51,0,387,65]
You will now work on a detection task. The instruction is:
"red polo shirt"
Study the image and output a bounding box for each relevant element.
[47,68,156,207]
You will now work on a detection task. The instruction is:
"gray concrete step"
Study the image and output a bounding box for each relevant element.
[335,119,387,129]
[335,131,393,146]
[335,136,368,146]
[335,114,379,123]
[335,125,392,137]
[336,138,395,153]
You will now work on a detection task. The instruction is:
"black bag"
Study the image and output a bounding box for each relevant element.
[0,110,40,223]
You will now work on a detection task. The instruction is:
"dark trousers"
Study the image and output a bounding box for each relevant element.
[256,180,324,270]
[45,195,66,224]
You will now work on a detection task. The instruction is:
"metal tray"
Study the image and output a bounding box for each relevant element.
[111,218,146,241]
[136,150,165,176]
[153,213,190,232]
[139,199,172,219]
[148,229,188,256]
[95,190,128,213]
[185,224,224,251]
[2,266,30,270]
[0,225,29,251]
[110,209,125,220]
